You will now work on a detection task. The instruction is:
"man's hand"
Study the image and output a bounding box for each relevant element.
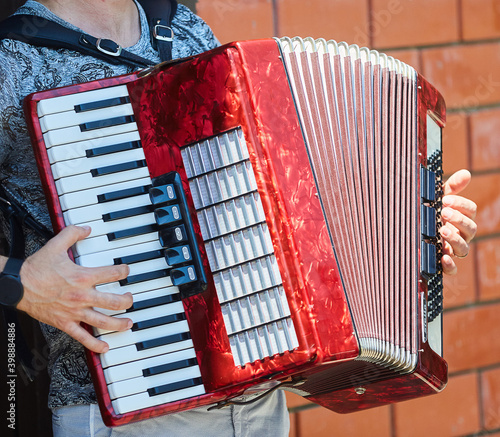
[440,169,477,275]
[17,225,133,353]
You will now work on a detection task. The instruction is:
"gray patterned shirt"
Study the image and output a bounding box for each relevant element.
[0,0,218,408]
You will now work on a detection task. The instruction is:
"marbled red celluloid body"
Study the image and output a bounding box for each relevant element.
[24,39,447,426]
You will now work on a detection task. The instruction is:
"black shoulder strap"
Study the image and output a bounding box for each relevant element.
[0,15,154,68]
[140,0,178,62]
[0,0,178,65]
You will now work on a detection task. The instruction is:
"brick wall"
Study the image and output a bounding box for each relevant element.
[196,1,500,436]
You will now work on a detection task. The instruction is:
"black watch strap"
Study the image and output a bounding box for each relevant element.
[0,258,24,307]
[3,257,24,278]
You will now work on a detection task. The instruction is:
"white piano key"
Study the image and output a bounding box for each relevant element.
[51,147,146,179]
[95,301,185,335]
[108,365,201,400]
[100,339,194,369]
[47,131,142,163]
[77,240,163,268]
[73,231,159,257]
[96,276,174,296]
[103,347,197,383]
[37,85,129,116]
[98,320,189,350]
[112,384,205,415]
[127,257,170,277]
[55,166,150,195]
[63,194,152,225]
[43,120,138,148]
[59,176,152,211]
[40,103,134,133]
[74,212,155,239]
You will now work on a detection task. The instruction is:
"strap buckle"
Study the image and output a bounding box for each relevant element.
[96,38,123,57]
[153,25,174,42]
[0,196,11,207]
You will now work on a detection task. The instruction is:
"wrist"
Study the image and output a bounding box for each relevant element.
[0,255,7,271]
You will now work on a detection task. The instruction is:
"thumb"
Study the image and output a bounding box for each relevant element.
[50,225,92,251]
[443,169,472,196]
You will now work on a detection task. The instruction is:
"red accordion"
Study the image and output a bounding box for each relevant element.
[24,37,446,427]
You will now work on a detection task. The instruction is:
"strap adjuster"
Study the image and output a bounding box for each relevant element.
[153,25,174,42]
[96,38,123,57]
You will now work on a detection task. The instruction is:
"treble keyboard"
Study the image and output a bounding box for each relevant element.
[36,85,207,415]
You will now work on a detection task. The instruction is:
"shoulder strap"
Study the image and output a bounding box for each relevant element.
[0,0,180,66]
[0,15,155,68]
[139,0,178,62]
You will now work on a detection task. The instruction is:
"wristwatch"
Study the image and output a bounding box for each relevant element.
[0,258,24,307]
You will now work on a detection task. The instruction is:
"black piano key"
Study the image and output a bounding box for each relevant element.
[91,159,147,177]
[127,293,181,312]
[80,115,135,132]
[86,140,142,158]
[120,269,170,286]
[107,224,157,241]
[148,377,203,397]
[114,249,164,265]
[143,358,198,377]
[103,205,154,222]
[159,224,188,247]
[136,332,191,351]
[98,185,152,203]
[149,184,177,205]
[165,245,192,266]
[75,96,130,113]
[154,205,182,226]
[132,312,186,331]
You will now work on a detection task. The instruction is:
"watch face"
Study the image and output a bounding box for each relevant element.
[0,276,24,307]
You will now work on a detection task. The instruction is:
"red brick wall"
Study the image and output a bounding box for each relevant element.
[197,1,500,435]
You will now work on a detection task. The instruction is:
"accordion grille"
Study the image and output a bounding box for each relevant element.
[181,128,299,367]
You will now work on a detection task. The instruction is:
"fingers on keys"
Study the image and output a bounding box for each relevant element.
[439,170,477,273]
[65,322,111,354]
[441,206,477,245]
[52,224,92,250]
[443,169,472,196]
[88,263,130,286]
[440,224,469,257]
[442,194,477,221]
[441,253,458,276]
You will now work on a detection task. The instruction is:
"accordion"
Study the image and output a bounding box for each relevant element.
[25,37,446,426]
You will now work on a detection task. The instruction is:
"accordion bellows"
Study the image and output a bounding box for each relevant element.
[24,37,446,426]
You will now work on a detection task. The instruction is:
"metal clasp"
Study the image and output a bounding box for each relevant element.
[96,38,123,57]
[153,25,174,42]
[0,196,11,206]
